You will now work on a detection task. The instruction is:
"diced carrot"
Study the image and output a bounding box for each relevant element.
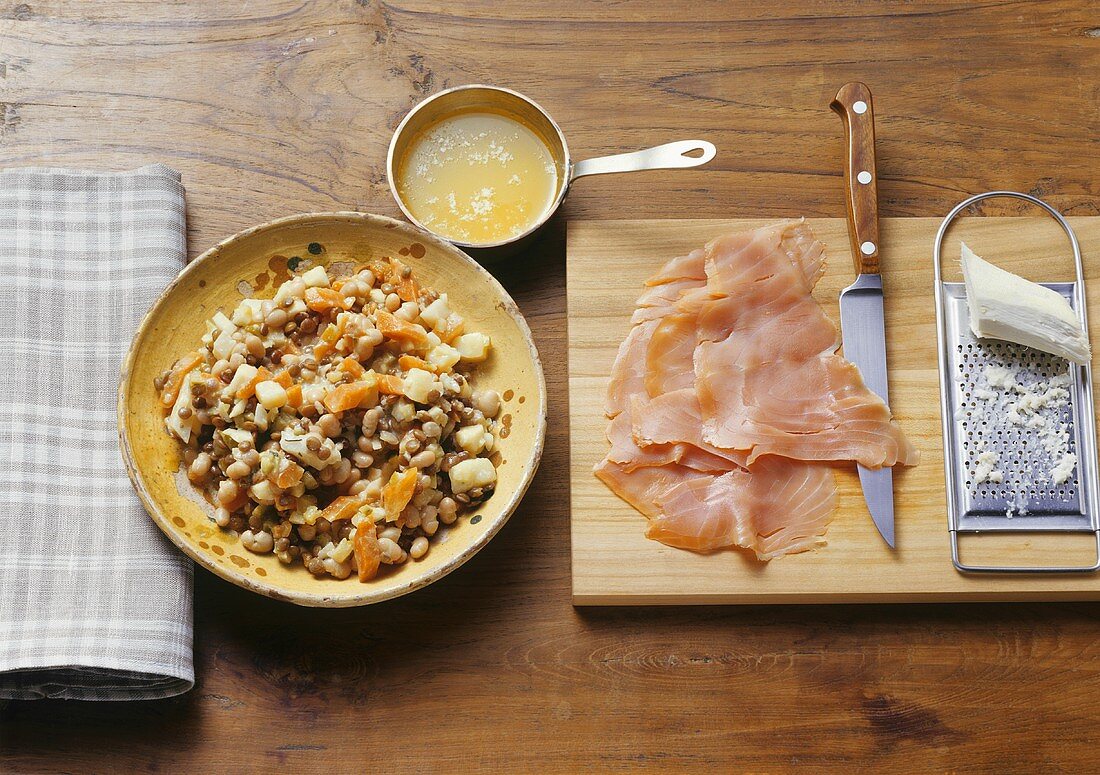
[368,257,420,303]
[398,354,435,373]
[389,258,420,302]
[375,308,428,345]
[274,459,304,489]
[319,494,366,523]
[436,314,465,344]
[323,380,377,413]
[159,351,204,407]
[305,287,350,313]
[377,373,404,395]
[382,468,419,521]
[331,279,345,293]
[312,320,345,361]
[235,366,274,399]
[339,358,365,378]
[273,370,294,388]
[354,521,383,582]
[367,258,391,281]
[285,384,303,408]
[281,340,301,355]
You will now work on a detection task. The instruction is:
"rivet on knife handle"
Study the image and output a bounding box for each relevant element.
[830,82,880,276]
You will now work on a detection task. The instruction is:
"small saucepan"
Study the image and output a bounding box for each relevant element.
[387,84,716,261]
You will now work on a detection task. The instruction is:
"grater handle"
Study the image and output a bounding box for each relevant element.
[831,82,880,275]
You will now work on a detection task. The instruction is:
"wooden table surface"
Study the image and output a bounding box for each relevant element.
[2,2,1099,772]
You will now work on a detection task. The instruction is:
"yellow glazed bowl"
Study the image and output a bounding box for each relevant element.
[119,212,546,607]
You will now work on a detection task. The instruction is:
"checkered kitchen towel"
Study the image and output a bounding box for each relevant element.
[0,165,193,700]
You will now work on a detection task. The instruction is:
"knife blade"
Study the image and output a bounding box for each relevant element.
[830,82,896,549]
[840,275,895,547]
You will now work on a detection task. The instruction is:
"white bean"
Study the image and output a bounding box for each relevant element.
[241,530,273,553]
[438,496,457,524]
[409,450,437,470]
[473,389,501,418]
[188,452,213,481]
[226,460,251,479]
[378,537,404,563]
[217,479,240,506]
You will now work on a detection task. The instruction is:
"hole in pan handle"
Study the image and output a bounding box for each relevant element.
[570,140,717,182]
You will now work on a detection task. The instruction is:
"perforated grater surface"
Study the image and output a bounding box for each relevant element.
[933,191,1100,573]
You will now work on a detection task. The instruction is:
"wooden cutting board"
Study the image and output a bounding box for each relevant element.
[568,216,1100,605]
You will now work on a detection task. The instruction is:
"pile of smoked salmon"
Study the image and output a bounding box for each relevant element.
[595,221,918,560]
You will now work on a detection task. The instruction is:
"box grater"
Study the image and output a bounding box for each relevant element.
[933,191,1100,573]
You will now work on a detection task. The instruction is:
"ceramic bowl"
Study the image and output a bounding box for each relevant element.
[119,212,546,607]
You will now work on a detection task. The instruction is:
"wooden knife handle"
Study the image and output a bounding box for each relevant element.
[830,82,880,275]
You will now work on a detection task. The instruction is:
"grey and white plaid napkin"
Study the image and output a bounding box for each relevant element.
[0,164,193,700]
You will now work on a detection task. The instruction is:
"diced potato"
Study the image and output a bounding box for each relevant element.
[301,265,330,288]
[272,277,307,305]
[454,332,491,362]
[439,373,461,395]
[454,425,487,455]
[279,430,341,469]
[254,403,269,431]
[448,458,497,494]
[301,382,330,407]
[225,364,258,396]
[165,374,199,443]
[292,503,320,526]
[287,298,308,317]
[211,328,236,361]
[212,311,236,335]
[249,480,277,505]
[392,399,415,423]
[231,298,265,326]
[220,427,254,448]
[331,537,354,563]
[255,380,288,410]
[425,331,442,349]
[402,367,437,403]
[427,344,461,371]
[420,296,452,330]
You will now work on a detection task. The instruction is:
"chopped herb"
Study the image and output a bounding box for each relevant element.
[287,256,302,271]
[307,242,324,255]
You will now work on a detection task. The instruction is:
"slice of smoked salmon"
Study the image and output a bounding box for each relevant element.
[694,221,919,468]
[646,456,836,559]
[595,220,914,562]
[629,392,747,470]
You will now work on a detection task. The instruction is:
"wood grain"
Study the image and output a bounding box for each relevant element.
[569,217,1100,604]
[2,1,1100,772]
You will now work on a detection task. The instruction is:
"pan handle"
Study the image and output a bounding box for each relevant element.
[831,81,880,275]
[569,140,716,182]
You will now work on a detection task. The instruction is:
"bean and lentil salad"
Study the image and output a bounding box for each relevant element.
[157,256,501,581]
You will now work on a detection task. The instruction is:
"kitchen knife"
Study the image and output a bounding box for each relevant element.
[830,82,896,549]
